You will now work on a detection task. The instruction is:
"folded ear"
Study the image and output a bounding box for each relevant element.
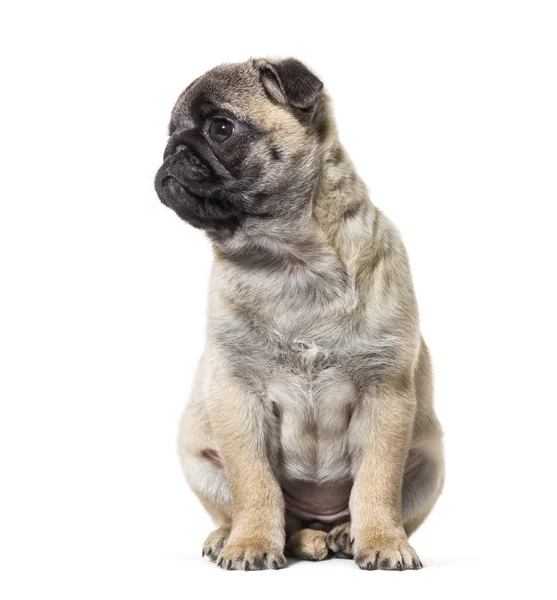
[254,58,324,109]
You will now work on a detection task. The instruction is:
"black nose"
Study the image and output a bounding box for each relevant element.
[164,137,183,160]
[162,128,232,183]
[164,128,192,159]
[162,133,211,183]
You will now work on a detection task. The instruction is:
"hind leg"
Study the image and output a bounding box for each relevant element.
[180,445,233,561]
[202,526,231,562]
[177,378,234,560]
[404,340,445,536]
[326,521,353,557]
[403,449,444,536]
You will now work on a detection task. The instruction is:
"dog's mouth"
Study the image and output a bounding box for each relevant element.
[157,172,202,207]
[155,151,272,233]
[155,163,251,232]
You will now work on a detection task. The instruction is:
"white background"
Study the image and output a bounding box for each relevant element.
[1,1,556,598]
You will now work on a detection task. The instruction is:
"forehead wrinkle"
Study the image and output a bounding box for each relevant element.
[172,97,265,136]
[172,62,264,112]
[245,96,306,143]
[216,102,261,127]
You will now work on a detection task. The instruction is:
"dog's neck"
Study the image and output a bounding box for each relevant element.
[209,138,379,327]
[212,138,377,271]
[313,140,377,265]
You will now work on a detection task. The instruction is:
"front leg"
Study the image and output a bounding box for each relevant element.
[208,373,286,571]
[349,379,422,570]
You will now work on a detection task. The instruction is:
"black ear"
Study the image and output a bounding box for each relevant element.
[255,58,323,109]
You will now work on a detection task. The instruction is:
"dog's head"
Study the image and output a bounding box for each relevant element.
[154,58,329,235]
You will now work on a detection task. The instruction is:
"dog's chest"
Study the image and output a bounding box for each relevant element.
[267,345,357,483]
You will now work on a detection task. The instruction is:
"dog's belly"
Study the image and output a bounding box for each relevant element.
[267,365,356,521]
[282,479,351,523]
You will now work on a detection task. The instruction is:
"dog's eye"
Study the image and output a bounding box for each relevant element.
[209,118,234,142]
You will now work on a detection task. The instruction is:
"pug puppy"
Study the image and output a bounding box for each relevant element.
[155,58,444,571]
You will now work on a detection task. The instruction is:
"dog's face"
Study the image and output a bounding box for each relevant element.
[154,59,327,234]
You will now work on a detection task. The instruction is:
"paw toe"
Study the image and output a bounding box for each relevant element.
[325,522,353,557]
[355,543,421,571]
[217,542,286,571]
[202,527,230,563]
[288,529,329,561]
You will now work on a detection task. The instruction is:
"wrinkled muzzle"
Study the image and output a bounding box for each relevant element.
[154,130,249,231]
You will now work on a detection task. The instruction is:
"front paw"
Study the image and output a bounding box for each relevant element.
[216,540,287,571]
[354,534,422,571]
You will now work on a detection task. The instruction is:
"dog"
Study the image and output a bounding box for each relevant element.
[155,58,444,571]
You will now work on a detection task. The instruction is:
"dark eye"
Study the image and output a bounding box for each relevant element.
[209,118,234,142]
